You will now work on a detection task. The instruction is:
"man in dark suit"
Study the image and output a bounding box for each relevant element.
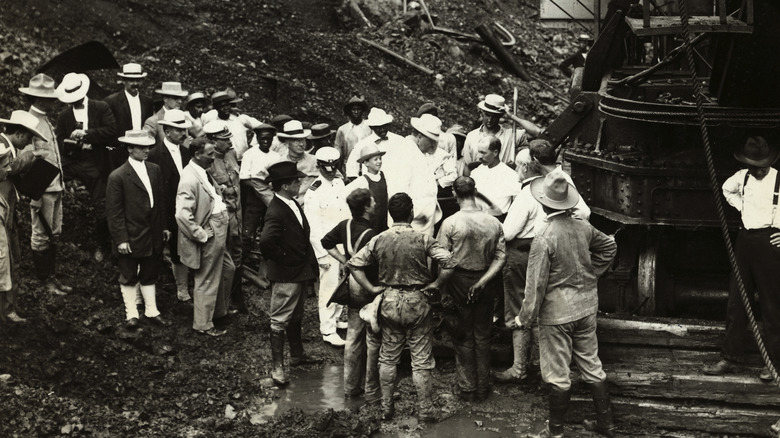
[176,137,234,337]
[104,63,154,172]
[55,72,117,262]
[148,109,192,303]
[259,161,319,386]
[105,130,170,330]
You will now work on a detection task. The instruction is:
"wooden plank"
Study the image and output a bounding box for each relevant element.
[597,316,724,349]
[625,16,753,36]
[569,395,780,436]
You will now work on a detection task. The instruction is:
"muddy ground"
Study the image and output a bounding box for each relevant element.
[0,0,759,436]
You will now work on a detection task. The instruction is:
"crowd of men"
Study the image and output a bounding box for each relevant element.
[1,62,775,438]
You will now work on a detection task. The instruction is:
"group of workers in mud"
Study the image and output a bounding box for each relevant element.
[0,61,776,437]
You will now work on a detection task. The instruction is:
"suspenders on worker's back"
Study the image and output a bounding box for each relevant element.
[741,169,780,225]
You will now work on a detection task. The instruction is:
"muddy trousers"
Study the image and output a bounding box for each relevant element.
[502,240,540,369]
[344,306,381,400]
[379,289,435,413]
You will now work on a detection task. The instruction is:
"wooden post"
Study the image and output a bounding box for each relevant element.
[474,23,530,81]
[358,37,434,75]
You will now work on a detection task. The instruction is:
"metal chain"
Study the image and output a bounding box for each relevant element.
[678,0,780,398]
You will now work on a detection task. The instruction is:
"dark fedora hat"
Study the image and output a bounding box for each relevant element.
[266,161,306,183]
[343,95,368,114]
[308,123,335,140]
[734,136,780,167]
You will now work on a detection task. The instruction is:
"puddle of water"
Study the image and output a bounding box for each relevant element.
[376,415,513,438]
[249,364,364,423]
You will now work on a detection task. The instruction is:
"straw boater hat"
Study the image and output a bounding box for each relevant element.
[158,109,193,129]
[118,130,156,146]
[117,63,147,79]
[343,95,368,114]
[366,108,393,127]
[203,120,232,139]
[56,73,90,104]
[266,161,306,182]
[185,92,206,107]
[0,110,46,140]
[19,74,59,98]
[210,91,232,107]
[277,120,311,140]
[410,113,442,142]
[734,136,780,168]
[155,82,188,97]
[530,168,580,210]
[477,94,506,114]
[357,143,386,163]
[308,123,335,140]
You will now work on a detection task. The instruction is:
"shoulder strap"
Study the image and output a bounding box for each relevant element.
[345,219,354,255]
[773,170,780,206]
[354,228,372,253]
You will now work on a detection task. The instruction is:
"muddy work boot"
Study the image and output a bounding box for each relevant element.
[413,370,439,422]
[528,386,571,438]
[270,329,288,386]
[380,364,396,421]
[287,320,321,366]
[495,329,530,383]
[583,381,616,438]
[702,359,734,376]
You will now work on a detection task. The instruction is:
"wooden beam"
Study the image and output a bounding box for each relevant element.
[597,316,724,349]
[357,37,434,75]
[625,16,753,36]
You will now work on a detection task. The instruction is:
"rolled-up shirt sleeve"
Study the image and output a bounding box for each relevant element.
[425,237,455,269]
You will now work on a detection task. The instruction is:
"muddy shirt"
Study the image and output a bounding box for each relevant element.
[349,223,454,287]
[437,209,505,271]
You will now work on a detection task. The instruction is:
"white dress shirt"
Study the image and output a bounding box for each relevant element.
[723,167,780,229]
[125,90,143,130]
[128,157,154,208]
[471,161,521,215]
[276,193,303,226]
[192,163,227,214]
[503,177,544,241]
[163,138,183,173]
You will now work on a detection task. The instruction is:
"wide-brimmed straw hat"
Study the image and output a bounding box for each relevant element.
[410,113,442,141]
[19,74,59,98]
[366,108,393,127]
[56,73,90,104]
[277,120,311,140]
[117,63,148,79]
[186,92,206,106]
[158,109,193,129]
[530,168,580,210]
[357,143,386,163]
[266,161,306,182]
[359,293,383,334]
[477,94,506,114]
[118,130,156,146]
[155,82,188,97]
[0,110,46,140]
[734,136,780,167]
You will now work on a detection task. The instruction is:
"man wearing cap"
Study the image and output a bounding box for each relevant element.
[516,168,617,438]
[462,94,529,167]
[239,123,281,283]
[704,136,780,383]
[106,130,170,330]
[344,144,388,232]
[204,120,242,315]
[201,90,259,161]
[176,137,234,337]
[259,161,319,386]
[334,96,372,176]
[143,82,199,147]
[184,92,207,138]
[530,139,590,220]
[471,136,521,222]
[104,63,154,171]
[559,34,593,78]
[20,74,72,296]
[304,147,350,347]
[0,111,45,322]
[277,120,320,205]
[348,193,456,421]
[56,72,118,262]
[437,176,506,402]
[307,123,335,155]
[148,109,193,303]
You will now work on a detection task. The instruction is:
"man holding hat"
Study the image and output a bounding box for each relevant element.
[20,74,72,296]
[143,81,198,147]
[106,130,170,330]
[276,120,319,205]
[515,168,617,438]
[201,90,259,161]
[704,136,780,382]
[334,96,372,176]
[259,161,319,386]
[176,137,234,337]
[148,109,193,303]
[0,111,45,321]
[204,120,242,315]
[105,63,154,172]
[56,72,117,262]
[462,94,529,167]
[304,147,350,347]
[344,143,388,232]
[239,123,281,282]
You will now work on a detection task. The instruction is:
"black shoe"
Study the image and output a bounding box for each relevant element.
[125,317,140,330]
[703,359,734,376]
[147,315,172,327]
[195,327,227,337]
